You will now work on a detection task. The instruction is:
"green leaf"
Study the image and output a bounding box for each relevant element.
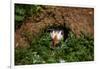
[15,15,24,21]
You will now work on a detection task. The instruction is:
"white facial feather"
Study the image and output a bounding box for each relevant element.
[50,30,55,39]
[50,30,63,40]
[57,31,63,40]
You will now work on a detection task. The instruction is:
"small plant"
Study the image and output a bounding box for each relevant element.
[15,31,94,65]
[15,4,41,29]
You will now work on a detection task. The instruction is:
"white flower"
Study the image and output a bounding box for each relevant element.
[59,59,65,63]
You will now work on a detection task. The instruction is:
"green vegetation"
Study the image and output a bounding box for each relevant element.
[15,4,94,65]
[15,32,94,65]
[15,4,41,29]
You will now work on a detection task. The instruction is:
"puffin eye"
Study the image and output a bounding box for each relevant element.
[61,32,64,35]
[59,30,63,35]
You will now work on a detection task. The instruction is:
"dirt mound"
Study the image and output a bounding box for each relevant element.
[15,6,94,48]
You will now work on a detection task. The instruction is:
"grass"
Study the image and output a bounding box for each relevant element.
[15,31,94,65]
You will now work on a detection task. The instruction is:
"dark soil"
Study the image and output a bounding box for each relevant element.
[15,5,94,48]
